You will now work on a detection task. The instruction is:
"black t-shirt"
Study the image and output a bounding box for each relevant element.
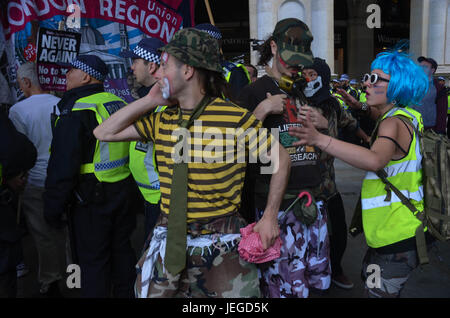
[237,75,322,194]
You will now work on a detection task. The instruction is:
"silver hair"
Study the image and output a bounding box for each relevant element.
[17,62,40,87]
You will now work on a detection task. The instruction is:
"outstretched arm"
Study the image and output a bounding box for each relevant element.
[94,84,170,142]
[337,88,381,121]
[289,111,399,172]
[253,142,291,250]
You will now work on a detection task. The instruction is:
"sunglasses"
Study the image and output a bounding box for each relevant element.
[363,73,390,85]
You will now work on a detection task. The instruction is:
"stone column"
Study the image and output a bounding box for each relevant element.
[346,0,374,78]
[311,0,334,73]
[410,0,430,60]
[427,0,448,64]
[249,0,278,66]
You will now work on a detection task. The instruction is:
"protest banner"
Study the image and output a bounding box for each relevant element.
[0,0,195,104]
[36,27,81,91]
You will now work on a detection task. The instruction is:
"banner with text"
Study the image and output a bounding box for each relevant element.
[0,0,195,104]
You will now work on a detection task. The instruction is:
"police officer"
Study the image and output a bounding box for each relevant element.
[195,23,251,101]
[120,38,166,242]
[43,55,137,298]
[0,111,36,297]
[340,74,358,100]
[350,79,361,100]
[331,79,347,110]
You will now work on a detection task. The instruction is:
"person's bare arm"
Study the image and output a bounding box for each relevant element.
[253,142,291,250]
[356,127,371,144]
[289,112,401,172]
[94,84,171,142]
[337,88,381,120]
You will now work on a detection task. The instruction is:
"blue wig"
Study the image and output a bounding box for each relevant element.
[371,50,429,107]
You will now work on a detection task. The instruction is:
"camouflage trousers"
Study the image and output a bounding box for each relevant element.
[256,201,331,298]
[135,226,260,298]
[361,248,419,298]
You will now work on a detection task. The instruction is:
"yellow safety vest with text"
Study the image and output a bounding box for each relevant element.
[129,105,167,204]
[361,107,425,248]
[72,93,130,183]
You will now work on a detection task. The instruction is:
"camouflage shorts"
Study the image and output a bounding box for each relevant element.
[361,248,419,298]
[257,201,331,298]
[136,228,261,298]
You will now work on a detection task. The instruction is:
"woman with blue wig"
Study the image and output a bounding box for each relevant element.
[289,50,434,298]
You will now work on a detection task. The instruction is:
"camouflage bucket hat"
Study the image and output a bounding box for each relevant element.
[159,28,222,73]
[273,18,314,68]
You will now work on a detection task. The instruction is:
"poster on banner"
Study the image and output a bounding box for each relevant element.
[0,0,195,105]
[36,27,81,91]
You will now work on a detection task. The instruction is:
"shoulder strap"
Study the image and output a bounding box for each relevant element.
[376,169,429,264]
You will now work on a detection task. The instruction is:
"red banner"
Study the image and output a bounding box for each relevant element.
[3,0,183,43]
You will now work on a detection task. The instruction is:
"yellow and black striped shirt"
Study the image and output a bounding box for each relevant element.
[134,98,272,222]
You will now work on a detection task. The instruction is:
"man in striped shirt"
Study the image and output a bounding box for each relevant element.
[94,28,291,298]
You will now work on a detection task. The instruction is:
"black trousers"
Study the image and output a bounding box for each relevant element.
[447,114,450,139]
[326,192,348,277]
[71,176,137,298]
[143,201,160,244]
[0,240,21,298]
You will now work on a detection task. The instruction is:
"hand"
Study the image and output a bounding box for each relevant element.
[263,93,287,115]
[298,105,328,129]
[6,172,27,194]
[289,111,322,147]
[145,83,176,109]
[253,213,280,250]
[336,88,360,109]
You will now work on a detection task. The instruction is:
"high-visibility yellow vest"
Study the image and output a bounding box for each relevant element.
[447,95,450,115]
[332,92,348,110]
[71,92,130,183]
[129,105,167,204]
[223,62,251,84]
[361,107,425,248]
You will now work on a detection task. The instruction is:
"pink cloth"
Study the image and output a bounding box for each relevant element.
[238,223,282,264]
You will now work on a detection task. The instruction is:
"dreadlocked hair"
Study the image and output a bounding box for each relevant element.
[196,68,232,100]
[257,36,275,66]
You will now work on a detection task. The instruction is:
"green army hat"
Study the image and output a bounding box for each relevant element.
[159,28,222,73]
[273,18,314,68]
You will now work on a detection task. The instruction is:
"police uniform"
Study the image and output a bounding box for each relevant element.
[0,112,36,297]
[120,38,167,242]
[43,55,137,298]
[195,23,251,101]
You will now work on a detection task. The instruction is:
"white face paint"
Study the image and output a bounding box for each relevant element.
[304,76,323,97]
[161,77,171,99]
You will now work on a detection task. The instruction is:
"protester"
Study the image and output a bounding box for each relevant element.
[245,64,259,83]
[44,55,138,298]
[120,38,166,243]
[289,50,434,298]
[94,28,291,298]
[8,62,65,297]
[0,111,37,298]
[340,74,358,100]
[300,58,366,290]
[238,18,331,298]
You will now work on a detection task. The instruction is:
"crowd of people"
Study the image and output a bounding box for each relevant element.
[1,17,449,299]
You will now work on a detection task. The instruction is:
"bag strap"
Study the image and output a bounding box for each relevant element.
[374,113,429,264]
[376,167,429,265]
